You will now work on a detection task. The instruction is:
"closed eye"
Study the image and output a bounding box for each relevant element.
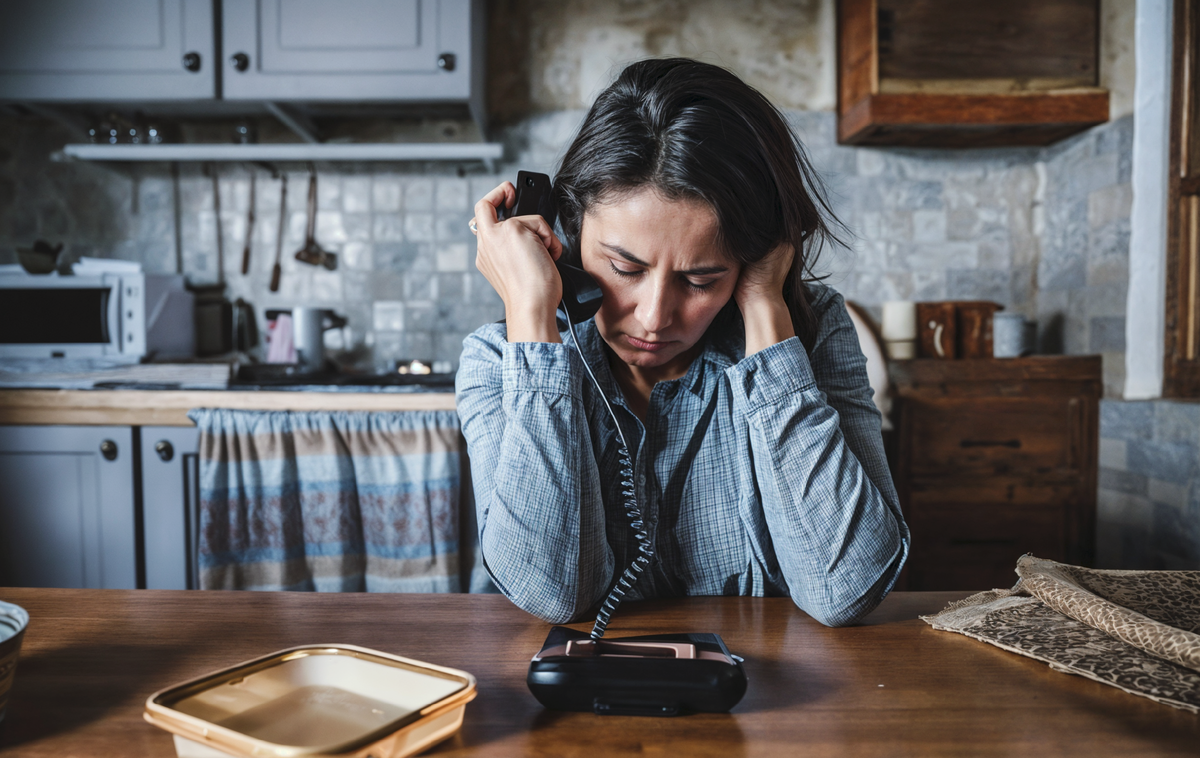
[609,261,641,278]
[608,261,717,292]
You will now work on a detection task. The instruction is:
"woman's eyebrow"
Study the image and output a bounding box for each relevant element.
[600,242,729,276]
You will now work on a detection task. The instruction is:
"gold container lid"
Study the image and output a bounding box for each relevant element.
[144,644,476,758]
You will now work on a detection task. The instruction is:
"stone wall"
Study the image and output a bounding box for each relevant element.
[1097,401,1200,569]
[1037,116,1134,398]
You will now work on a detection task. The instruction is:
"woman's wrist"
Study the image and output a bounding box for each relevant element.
[506,305,562,344]
[741,297,795,356]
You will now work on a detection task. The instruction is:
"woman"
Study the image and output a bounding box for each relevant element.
[456,58,909,627]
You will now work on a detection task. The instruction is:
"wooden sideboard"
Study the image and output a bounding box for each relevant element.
[888,357,1102,591]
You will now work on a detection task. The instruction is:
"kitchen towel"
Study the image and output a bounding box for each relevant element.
[189,408,493,594]
[923,555,1200,712]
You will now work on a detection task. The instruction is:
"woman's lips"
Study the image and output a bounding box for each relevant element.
[626,335,672,352]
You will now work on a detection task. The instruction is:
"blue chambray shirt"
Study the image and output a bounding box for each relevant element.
[455,282,910,627]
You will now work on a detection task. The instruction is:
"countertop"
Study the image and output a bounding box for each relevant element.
[1,589,1197,757]
[0,388,456,426]
[0,361,458,425]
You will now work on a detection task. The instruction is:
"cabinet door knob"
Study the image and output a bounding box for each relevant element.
[437,53,456,72]
[231,52,250,72]
[182,51,202,72]
[100,440,118,461]
[155,440,175,462]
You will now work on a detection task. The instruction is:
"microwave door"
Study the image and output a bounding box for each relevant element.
[0,279,120,359]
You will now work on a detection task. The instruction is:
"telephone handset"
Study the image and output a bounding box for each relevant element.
[496,171,603,325]
[501,171,749,716]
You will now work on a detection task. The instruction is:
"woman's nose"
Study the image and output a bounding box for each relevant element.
[635,282,674,335]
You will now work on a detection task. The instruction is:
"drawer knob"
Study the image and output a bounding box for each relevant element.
[437,53,456,71]
[231,52,250,72]
[182,51,202,73]
[100,439,118,461]
[155,440,175,462]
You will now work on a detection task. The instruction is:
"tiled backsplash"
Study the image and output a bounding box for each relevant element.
[1,111,1132,381]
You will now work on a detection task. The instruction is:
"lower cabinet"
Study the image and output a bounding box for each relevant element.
[0,425,137,589]
[0,424,199,590]
[140,426,200,590]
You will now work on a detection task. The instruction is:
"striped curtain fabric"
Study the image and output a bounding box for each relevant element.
[188,408,491,593]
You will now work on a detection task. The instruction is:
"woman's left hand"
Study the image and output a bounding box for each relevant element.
[734,241,794,312]
[735,242,797,356]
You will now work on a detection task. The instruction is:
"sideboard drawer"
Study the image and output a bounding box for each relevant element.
[907,396,1084,475]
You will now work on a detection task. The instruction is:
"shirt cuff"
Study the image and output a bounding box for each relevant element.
[502,340,580,397]
[726,336,817,414]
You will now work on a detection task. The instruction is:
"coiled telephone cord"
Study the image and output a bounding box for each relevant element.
[561,307,654,640]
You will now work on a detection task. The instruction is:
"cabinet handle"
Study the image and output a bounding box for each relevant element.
[231,52,250,72]
[182,51,202,73]
[155,440,175,462]
[100,439,118,461]
[437,53,456,72]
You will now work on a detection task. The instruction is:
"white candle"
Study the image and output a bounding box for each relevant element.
[881,301,917,341]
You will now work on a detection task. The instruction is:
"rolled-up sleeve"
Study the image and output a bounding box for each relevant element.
[725,297,909,626]
[455,325,614,623]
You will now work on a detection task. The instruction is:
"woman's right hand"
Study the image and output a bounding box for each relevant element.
[472,182,564,343]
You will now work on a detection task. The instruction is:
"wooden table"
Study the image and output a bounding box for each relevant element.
[0,590,1196,757]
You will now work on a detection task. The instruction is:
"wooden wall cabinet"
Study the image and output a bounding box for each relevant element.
[889,357,1101,591]
[838,0,1110,147]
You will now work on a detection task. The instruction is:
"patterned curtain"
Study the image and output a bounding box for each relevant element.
[188,408,492,593]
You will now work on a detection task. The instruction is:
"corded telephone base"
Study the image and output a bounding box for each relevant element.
[527,626,748,716]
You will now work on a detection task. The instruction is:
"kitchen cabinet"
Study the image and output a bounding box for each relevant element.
[222,0,482,107]
[140,427,200,590]
[0,390,457,591]
[889,357,1101,591]
[837,0,1109,147]
[0,0,216,101]
[0,425,137,589]
[0,0,485,130]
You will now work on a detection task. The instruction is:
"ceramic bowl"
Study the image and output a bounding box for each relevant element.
[15,247,58,274]
[0,600,29,723]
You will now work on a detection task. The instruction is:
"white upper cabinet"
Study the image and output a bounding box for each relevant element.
[0,0,216,100]
[222,0,480,102]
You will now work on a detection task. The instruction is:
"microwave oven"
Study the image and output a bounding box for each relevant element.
[0,273,194,361]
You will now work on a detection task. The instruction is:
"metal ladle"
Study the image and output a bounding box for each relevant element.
[294,165,337,271]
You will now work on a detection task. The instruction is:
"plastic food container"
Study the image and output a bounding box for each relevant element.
[0,600,30,724]
[144,644,476,758]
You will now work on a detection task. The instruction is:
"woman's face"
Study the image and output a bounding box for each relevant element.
[580,187,739,371]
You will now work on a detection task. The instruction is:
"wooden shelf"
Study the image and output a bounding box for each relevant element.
[838,0,1109,147]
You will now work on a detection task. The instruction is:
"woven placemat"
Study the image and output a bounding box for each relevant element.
[922,556,1200,713]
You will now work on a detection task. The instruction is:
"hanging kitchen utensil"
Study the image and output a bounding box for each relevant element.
[241,170,256,275]
[294,165,337,271]
[209,163,224,284]
[269,173,287,293]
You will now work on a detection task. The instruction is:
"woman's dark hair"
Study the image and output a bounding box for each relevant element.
[554,57,844,350]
